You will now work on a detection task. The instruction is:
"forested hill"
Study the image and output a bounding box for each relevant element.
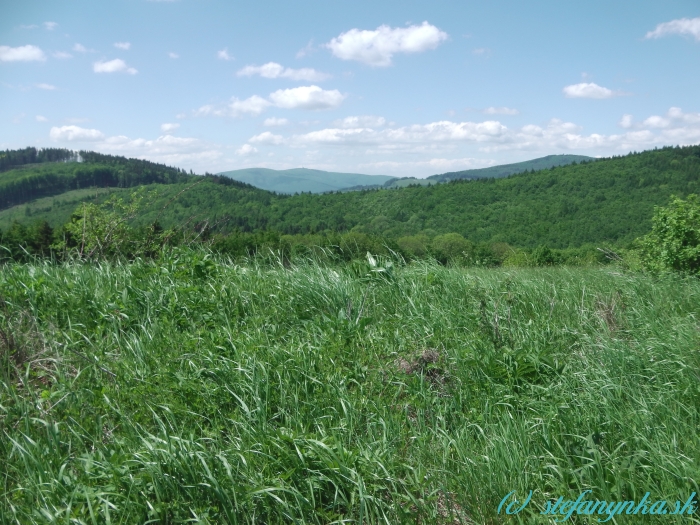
[344,154,595,191]
[2,145,700,248]
[128,145,699,248]
[0,148,253,210]
[428,154,594,182]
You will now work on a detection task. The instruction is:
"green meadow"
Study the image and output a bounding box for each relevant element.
[2,253,699,523]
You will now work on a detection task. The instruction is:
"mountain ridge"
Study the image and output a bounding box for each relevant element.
[217,167,394,194]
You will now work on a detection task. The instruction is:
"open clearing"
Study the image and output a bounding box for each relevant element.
[1,255,699,523]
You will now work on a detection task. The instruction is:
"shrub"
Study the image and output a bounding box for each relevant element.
[637,194,700,274]
[430,233,473,264]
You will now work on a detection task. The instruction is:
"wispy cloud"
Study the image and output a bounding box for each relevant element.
[296,40,316,58]
[263,117,289,126]
[114,42,131,50]
[195,95,271,118]
[93,59,138,74]
[217,48,234,61]
[52,51,73,59]
[326,21,448,67]
[43,21,58,30]
[472,47,491,56]
[483,107,519,115]
[160,123,180,133]
[249,131,285,145]
[645,17,700,41]
[36,83,56,90]
[333,116,387,128]
[563,82,621,99]
[237,62,330,81]
[168,52,179,59]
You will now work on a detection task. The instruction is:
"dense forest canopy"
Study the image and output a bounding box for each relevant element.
[1,145,699,251]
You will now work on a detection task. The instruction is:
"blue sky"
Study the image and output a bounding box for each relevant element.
[1,0,699,177]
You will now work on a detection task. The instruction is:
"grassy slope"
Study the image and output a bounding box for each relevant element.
[1,258,698,523]
[219,167,394,193]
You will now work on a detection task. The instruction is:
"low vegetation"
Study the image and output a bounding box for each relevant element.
[2,253,699,523]
[2,146,699,523]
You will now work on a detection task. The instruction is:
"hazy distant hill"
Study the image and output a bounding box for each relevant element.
[218,167,394,194]
[428,154,594,182]
[343,154,595,191]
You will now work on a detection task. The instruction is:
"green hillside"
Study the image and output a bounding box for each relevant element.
[343,154,594,191]
[2,145,699,249]
[218,167,394,193]
[428,154,594,182]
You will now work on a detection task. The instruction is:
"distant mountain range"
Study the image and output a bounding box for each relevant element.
[220,155,594,194]
[345,154,595,191]
[217,168,393,194]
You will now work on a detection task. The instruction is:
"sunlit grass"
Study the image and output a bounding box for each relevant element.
[1,252,699,523]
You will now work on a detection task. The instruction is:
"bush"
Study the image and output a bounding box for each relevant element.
[430,233,473,264]
[637,194,700,274]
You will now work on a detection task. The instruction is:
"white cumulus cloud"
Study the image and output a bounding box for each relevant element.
[619,114,634,128]
[237,62,330,81]
[563,82,617,99]
[249,131,285,145]
[50,125,104,142]
[93,58,138,74]
[161,123,180,132]
[484,107,519,115]
[645,17,700,41]
[263,117,289,126]
[326,21,448,67]
[217,48,233,60]
[269,85,345,110]
[0,45,46,62]
[236,144,257,156]
[114,41,131,50]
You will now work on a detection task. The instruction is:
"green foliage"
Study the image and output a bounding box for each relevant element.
[1,258,699,523]
[637,194,700,274]
[5,145,700,253]
[50,188,174,260]
[430,232,473,264]
[0,146,76,172]
[428,153,593,182]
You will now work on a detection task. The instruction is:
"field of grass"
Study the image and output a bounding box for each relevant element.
[1,253,699,523]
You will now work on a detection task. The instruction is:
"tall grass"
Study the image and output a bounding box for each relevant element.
[1,251,699,523]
